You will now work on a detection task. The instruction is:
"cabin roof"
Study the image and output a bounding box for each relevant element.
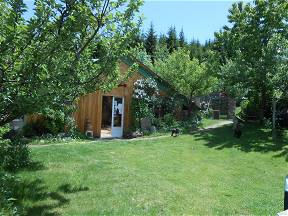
[122,57,174,93]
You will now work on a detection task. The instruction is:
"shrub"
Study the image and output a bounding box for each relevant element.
[180,114,200,129]
[22,117,64,137]
[238,99,259,119]
[22,119,47,137]
[0,139,30,172]
[0,125,10,138]
[132,78,159,130]
[160,114,179,131]
[0,171,22,216]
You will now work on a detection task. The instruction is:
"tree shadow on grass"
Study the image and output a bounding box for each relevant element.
[58,183,89,194]
[25,160,46,171]
[193,124,288,161]
[16,178,89,216]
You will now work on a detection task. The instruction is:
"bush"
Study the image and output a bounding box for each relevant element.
[22,108,78,138]
[0,171,22,216]
[238,99,259,119]
[160,114,179,131]
[0,139,30,172]
[0,125,10,138]
[22,119,47,137]
[22,117,64,138]
[180,114,201,130]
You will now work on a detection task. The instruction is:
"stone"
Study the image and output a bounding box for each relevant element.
[140,118,152,131]
[150,126,157,133]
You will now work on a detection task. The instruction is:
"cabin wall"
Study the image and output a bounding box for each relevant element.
[74,62,143,137]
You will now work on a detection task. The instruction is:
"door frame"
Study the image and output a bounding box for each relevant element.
[111,96,125,138]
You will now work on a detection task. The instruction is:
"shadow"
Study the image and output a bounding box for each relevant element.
[14,178,89,216]
[193,123,288,159]
[16,179,69,216]
[273,147,288,162]
[24,161,46,171]
[57,183,89,194]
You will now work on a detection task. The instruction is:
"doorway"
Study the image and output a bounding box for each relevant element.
[101,96,112,138]
[101,96,124,138]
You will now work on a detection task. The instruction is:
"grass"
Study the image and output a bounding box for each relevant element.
[17,124,288,215]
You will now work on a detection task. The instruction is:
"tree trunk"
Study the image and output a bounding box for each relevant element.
[272,98,277,139]
[259,89,266,122]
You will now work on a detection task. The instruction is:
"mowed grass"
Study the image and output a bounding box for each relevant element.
[18,124,288,215]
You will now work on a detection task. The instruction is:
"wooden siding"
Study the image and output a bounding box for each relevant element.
[74,62,143,137]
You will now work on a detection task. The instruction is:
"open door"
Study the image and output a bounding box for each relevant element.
[101,96,113,138]
[111,97,124,138]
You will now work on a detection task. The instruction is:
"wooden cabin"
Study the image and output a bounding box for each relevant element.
[73,58,173,138]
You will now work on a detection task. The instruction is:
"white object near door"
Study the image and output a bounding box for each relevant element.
[111,97,124,138]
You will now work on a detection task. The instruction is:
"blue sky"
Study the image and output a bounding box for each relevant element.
[23,0,250,44]
[140,0,252,44]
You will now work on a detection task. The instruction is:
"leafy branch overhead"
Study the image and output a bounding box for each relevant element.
[0,0,143,126]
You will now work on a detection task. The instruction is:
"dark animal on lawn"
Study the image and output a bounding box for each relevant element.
[171,128,180,137]
[234,123,242,138]
[233,116,243,138]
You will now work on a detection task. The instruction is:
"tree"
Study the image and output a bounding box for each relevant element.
[158,33,167,46]
[154,43,169,62]
[266,34,288,134]
[0,0,143,126]
[130,46,153,68]
[154,49,217,114]
[166,26,178,53]
[189,39,206,62]
[179,28,186,48]
[144,22,157,63]
[214,0,288,120]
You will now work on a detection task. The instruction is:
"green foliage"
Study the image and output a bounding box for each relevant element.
[22,107,79,137]
[166,26,179,53]
[154,43,169,62]
[0,0,143,126]
[238,99,259,120]
[131,78,159,129]
[154,49,217,102]
[145,22,157,62]
[0,171,22,216]
[0,139,30,172]
[189,40,205,62]
[22,119,48,137]
[130,46,153,68]
[161,113,178,129]
[179,28,186,48]
[0,125,10,138]
[157,95,185,116]
[180,114,201,131]
[214,0,288,119]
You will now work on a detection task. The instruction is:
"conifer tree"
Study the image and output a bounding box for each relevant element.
[145,22,157,63]
[166,26,178,53]
[179,28,186,48]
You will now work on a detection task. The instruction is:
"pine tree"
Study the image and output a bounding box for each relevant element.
[166,26,178,53]
[145,22,157,63]
[179,28,186,48]
[189,39,205,62]
[158,34,167,46]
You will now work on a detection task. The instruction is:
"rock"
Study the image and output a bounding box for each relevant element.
[150,126,157,133]
[141,118,152,131]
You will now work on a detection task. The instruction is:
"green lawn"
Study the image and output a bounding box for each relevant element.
[18,124,288,215]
